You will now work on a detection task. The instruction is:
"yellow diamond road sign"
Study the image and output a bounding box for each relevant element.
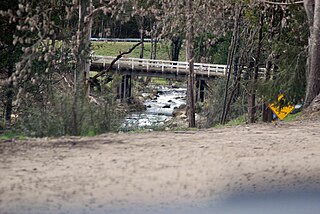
[269,94,295,121]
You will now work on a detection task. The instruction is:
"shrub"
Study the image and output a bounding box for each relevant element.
[15,91,123,137]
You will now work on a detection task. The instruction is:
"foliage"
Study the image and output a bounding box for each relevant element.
[256,4,308,105]
[0,0,317,136]
[204,78,227,126]
[15,90,122,137]
[194,33,231,64]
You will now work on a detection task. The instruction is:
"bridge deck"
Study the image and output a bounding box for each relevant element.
[91,56,227,79]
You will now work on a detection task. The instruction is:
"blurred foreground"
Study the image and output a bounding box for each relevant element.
[1,119,320,214]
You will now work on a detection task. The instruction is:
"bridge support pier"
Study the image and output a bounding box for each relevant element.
[196,80,206,102]
[118,75,132,102]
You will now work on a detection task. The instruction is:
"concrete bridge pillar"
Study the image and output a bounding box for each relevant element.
[196,80,206,102]
[118,75,132,102]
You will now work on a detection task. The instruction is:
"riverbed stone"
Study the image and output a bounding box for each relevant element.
[172,104,187,117]
[171,83,179,88]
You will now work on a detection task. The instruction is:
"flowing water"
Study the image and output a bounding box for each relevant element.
[120,86,186,130]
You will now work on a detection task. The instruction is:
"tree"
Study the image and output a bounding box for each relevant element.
[304,0,320,108]
[158,0,228,127]
[0,0,20,125]
[221,6,242,125]
[0,0,127,135]
[186,0,196,127]
[256,0,319,109]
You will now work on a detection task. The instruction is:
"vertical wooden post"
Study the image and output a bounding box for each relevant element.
[199,80,205,102]
[196,80,205,103]
[123,75,127,101]
[128,74,132,99]
[119,75,132,102]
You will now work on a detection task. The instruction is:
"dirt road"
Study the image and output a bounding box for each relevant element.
[1,119,320,213]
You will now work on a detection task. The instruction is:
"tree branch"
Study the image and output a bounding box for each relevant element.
[90,42,142,81]
[259,0,304,5]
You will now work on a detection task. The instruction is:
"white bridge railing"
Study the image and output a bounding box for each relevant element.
[92,55,227,77]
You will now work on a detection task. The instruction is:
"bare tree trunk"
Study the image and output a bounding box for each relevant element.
[186,0,195,127]
[249,12,264,123]
[304,0,320,107]
[221,7,241,125]
[153,38,157,59]
[170,36,182,61]
[145,26,156,86]
[72,0,93,135]
[5,66,14,124]
[139,17,145,59]
[262,56,274,122]
[262,7,276,122]
[150,37,154,60]
[304,0,315,28]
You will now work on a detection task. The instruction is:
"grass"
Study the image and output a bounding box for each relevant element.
[214,114,247,129]
[81,129,96,137]
[283,112,302,122]
[92,41,186,61]
[150,77,170,85]
[214,111,302,129]
[0,130,27,140]
[171,127,199,132]
[226,115,247,126]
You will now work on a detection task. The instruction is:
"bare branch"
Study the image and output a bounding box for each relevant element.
[90,42,142,81]
[259,0,304,5]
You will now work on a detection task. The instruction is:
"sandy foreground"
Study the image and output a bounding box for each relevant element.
[1,119,320,214]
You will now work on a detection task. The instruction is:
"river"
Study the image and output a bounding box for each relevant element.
[120,86,187,131]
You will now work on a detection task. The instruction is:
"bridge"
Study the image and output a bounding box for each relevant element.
[90,55,258,102]
[91,55,228,80]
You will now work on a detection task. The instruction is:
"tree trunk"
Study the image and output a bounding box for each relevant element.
[304,0,320,108]
[153,38,157,59]
[221,7,241,125]
[262,7,276,123]
[145,29,156,86]
[72,0,93,135]
[5,64,14,124]
[139,17,145,59]
[170,36,182,61]
[186,0,195,128]
[249,12,264,123]
[262,54,274,123]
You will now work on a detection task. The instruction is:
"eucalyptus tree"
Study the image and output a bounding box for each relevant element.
[214,0,308,124]
[245,1,307,122]
[131,0,149,58]
[304,0,320,108]
[158,0,229,127]
[0,0,128,135]
[0,0,20,124]
[251,0,319,110]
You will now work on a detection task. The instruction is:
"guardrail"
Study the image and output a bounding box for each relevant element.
[92,55,227,77]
